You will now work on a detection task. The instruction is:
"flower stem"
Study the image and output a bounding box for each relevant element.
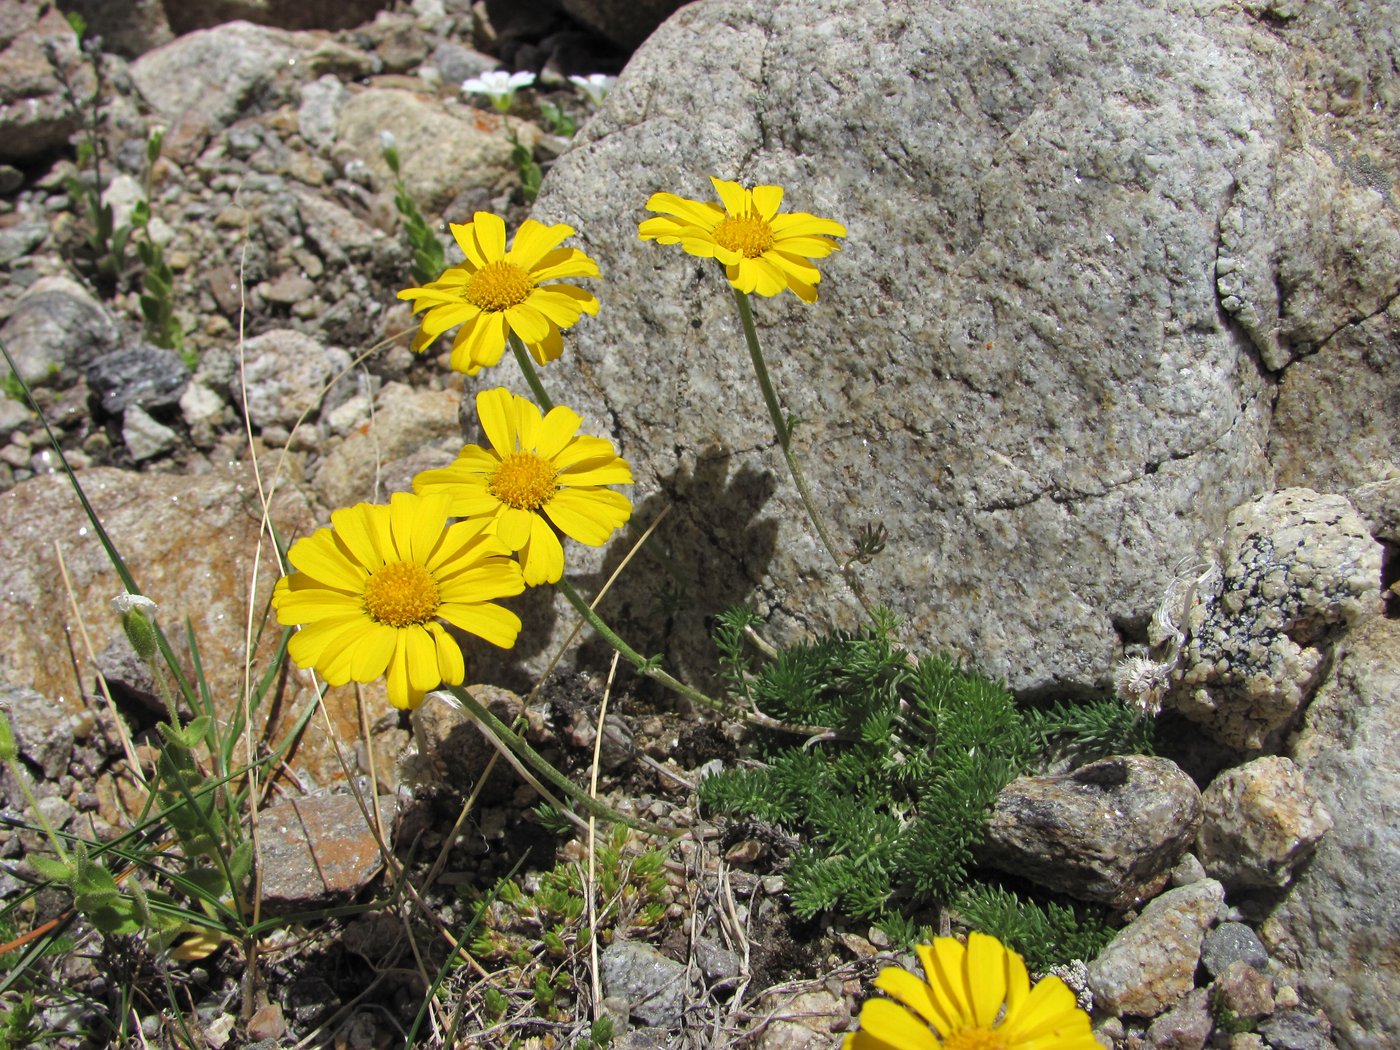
[731,286,876,620]
[554,577,833,738]
[445,685,674,837]
[508,333,555,411]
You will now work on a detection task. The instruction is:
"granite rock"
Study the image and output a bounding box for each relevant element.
[0,275,118,386]
[1197,756,1332,890]
[235,328,352,432]
[1088,877,1225,1018]
[978,754,1202,908]
[527,0,1285,693]
[1262,616,1400,1050]
[0,3,87,162]
[1173,489,1384,750]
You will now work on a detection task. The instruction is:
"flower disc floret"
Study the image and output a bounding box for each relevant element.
[844,932,1098,1050]
[397,212,600,376]
[413,388,634,586]
[639,176,847,302]
[272,491,526,710]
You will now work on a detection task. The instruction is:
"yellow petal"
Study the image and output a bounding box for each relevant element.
[438,601,521,648]
[470,211,507,261]
[426,622,466,688]
[709,176,750,217]
[535,405,584,460]
[349,622,397,681]
[751,184,785,220]
[966,932,1009,1030]
[543,487,630,546]
[853,999,940,1050]
[476,388,519,459]
[643,191,723,229]
[494,505,535,550]
[517,516,565,585]
[508,219,575,270]
[505,302,552,345]
[918,940,974,1031]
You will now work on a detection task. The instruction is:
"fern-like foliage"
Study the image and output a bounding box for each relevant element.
[700,614,1035,923]
[701,612,1136,967]
[953,883,1115,973]
[1024,697,1156,763]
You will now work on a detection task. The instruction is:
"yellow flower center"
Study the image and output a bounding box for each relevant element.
[941,1028,1009,1050]
[465,260,534,312]
[713,213,775,258]
[490,451,558,511]
[363,562,440,628]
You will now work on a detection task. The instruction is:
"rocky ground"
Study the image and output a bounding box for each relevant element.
[0,1,1396,1049]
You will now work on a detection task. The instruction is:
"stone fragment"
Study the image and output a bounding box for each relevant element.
[332,87,531,213]
[1256,1008,1335,1050]
[1261,616,1400,1050]
[257,793,396,915]
[1087,878,1224,1018]
[0,4,86,162]
[55,0,172,58]
[1146,987,1211,1050]
[1201,921,1269,980]
[0,683,74,780]
[86,345,190,414]
[296,74,348,151]
[0,275,118,385]
[600,939,688,1028]
[310,381,463,510]
[234,328,350,431]
[1197,756,1332,889]
[1347,477,1400,544]
[1210,960,1274,1023]
[1173,489,1384,750]
[164,0,393,34]
[753,988,848,1050]
[978,754,1202,908]
[129,22,311,157]
[121,405,178,462]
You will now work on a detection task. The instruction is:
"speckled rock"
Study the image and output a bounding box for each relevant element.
[1172,489,1384,750]
[121,405,179,462]
[1146,987,1212,1050]
[526,0,1287,693]
[1088,878,1225,1018]
[331,87,531,214]
[0,3,87,162]
[309,381,463,510]
[978,754,1202,909]
[0,275,118,386]
[753,988,848,1050]
[258,792,397,915]
[235,328,353,432]
[1201,921,1269,979]
[1262,616,1400,1050]
[0,466,365,787]
[1197,756,1332,889]
[1271,297,1400,492]
[600,939,688,1029]
[1347,475,1400,543]
[1210,961,1275,1024]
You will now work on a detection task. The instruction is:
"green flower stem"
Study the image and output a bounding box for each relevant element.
[445,685,673,837]
[731,286,875,620]
[3,753,70,864]
[508,333,555,412]
[554,577,832,738]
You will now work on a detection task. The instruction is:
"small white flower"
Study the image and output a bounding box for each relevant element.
[379,130,396,152]
[112,593,157,616]
[462,69,536,103]
[1113,656,1172,717]
[568,73,617,108]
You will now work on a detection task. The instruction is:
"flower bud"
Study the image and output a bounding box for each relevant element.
[112,593,159,661]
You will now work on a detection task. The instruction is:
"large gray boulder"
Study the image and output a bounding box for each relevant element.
[1262,616,1400,1050]
[507,0,1399,692]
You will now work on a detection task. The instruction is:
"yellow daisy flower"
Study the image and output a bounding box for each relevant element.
[397,212,600,375]
[844,932,1099,1050]
[638,176,846,302]
[413,387,633,587]
[273,491,525,710]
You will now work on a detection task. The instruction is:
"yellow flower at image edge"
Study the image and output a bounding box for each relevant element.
[273,492,525,710]
[414,387,633,587]
[845,932,1098,1050]
[639,176,846,302]
[397,212,600,375]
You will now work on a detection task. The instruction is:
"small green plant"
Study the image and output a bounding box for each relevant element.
[381,133,446,287]
[45,13,130,290]
[539,99,577,138]
[953,883,1114,973]
[1024,695,1156,763]
[510,131,543,205]
[131,131,186,362]
[0,993,42,1050]
[702,609,1036,920]
[1,371,24,403]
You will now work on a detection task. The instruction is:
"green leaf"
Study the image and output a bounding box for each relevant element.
[27,855,74,882]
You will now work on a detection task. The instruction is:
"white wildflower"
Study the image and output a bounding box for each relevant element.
[568,73,617,108]
[462,69,536,109]
[111,593,157,616]
[1114,656,1172,717]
